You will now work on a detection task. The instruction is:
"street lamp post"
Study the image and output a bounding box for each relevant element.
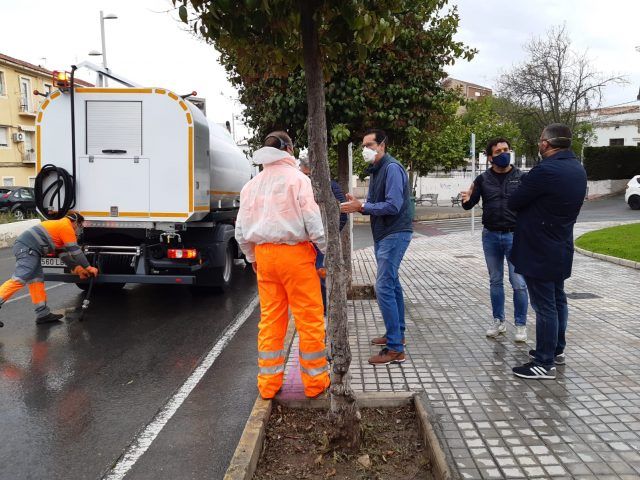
[98,11,118,86]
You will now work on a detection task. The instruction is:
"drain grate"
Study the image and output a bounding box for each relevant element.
[566,292,601,300]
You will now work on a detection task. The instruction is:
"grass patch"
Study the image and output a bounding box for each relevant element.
[575,223,640,262]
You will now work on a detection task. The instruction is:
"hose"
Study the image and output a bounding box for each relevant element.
[34,165,76,219]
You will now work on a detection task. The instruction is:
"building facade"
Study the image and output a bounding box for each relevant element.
[443,77,492,101]
[579,103,640,147]
[0,52,92,187]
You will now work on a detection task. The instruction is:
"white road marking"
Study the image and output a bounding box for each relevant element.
[4,283,65,304]
[102,294,260,480]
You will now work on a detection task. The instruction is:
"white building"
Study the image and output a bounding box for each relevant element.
[579,102,640,147]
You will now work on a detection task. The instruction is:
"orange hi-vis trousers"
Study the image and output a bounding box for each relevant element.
[0,242,51,319]
[254,242,329,399]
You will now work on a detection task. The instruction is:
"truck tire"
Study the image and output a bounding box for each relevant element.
[212,240,234,291]
[191,240,235,293]
[629,195,640,210]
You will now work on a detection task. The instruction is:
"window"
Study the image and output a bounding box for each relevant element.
[44,84,52,95]
[28,177,36,188]
[19,77,32,112]
[0,126,8,147]
[3,177,15,187]
[20,189,33,200]
[609,138,624,146]
[0,71,5,96]
[24,131,34,152]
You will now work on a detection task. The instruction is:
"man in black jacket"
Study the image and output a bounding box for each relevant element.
[461,137,529,342]
[509,124,587,380]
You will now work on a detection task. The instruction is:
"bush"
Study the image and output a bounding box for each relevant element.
[583,146,640,180]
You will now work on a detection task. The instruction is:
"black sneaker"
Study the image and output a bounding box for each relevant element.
[35,313,64,325]
[513,361,556,380]
[528,349,565,365]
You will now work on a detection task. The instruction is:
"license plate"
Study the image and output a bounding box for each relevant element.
[41,257,65,268]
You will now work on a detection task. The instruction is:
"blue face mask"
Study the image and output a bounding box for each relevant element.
[492,152,511,168]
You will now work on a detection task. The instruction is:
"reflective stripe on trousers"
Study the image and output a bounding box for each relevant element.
[255,242,330,399]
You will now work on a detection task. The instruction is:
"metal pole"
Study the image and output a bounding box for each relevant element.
[100,11,108,87]
[471,133,476,234]
[348,142,353,255]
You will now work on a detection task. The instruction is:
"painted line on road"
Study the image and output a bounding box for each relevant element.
[102,294,260,480]
[4,283,65,304]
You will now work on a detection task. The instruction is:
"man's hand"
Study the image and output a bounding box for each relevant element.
[251,262,258,274]
[86,266,99,277]
[460,182,475,203]
[340,193,363,213]
[72,266,90,280]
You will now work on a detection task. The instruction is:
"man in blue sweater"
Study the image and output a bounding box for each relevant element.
[509,123,587,380]
[341,129,413,366]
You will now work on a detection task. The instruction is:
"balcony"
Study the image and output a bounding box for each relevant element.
[18,98,35,116]
[22,151,35,163]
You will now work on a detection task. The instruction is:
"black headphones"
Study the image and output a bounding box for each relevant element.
[66,212,82,224]
[265,135,292,151]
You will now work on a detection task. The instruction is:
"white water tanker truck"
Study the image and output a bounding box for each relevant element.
[35,63,252,290]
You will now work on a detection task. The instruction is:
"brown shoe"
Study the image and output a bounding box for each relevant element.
[368,348,405,366]
[370,336,406,346]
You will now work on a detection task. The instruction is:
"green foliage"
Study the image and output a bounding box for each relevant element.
[174,0,408,79]
[183,1,475,177]
[583,146,640,180]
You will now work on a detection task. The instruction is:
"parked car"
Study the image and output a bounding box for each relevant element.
[625,175,640,210]
[0,187,37,220]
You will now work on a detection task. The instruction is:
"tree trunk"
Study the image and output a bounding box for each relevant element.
[299,1,360,451]
[337,140,352,286]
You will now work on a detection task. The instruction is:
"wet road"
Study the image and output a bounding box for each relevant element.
[0,259,260,480]
[0,195,632,479]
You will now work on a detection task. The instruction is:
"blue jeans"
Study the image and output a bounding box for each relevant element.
[374,231,412,353]
[482,229,528,326]
[526,277,568,367]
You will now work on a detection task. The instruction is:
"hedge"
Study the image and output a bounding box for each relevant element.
[583,146,640,180]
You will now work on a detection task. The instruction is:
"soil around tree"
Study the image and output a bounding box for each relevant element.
[253,404,433,480]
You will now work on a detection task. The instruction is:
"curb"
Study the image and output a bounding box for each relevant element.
[353,211,472,224]
[223,318,297,480]
[575,246,640,270]
[225,390,457,480]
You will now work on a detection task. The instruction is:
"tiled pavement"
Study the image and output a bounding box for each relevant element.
[282,221,640,479]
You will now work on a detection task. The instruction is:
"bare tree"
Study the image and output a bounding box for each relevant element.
[497,25,626,130]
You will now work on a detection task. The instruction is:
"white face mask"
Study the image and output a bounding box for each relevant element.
[362,147,378,163]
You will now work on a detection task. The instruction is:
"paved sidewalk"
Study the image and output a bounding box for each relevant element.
[282,221,640,479]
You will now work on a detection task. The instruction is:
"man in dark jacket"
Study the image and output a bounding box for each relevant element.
[341,129,413,366]
[462,137,529,342]
[509,123,587,380]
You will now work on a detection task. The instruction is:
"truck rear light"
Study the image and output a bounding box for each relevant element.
[167,249,197,259]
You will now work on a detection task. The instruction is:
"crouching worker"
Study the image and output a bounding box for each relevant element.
[235,131,329,400]
[0,212,98,326]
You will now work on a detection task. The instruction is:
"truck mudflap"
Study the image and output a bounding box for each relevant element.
[45,272,196,285]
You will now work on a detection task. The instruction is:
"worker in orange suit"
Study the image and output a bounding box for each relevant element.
[235,131,329,399]
[0,212,98,327]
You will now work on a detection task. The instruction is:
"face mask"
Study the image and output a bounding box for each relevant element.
[362,147,378,163]
[492,152,511,168]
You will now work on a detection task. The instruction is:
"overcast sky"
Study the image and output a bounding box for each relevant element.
[447,0,640,107]
[1,0,639,134]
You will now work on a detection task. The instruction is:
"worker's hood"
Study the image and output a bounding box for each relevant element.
[252,146,296,166]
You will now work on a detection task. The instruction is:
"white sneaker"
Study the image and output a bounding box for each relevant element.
[514,325,527,343]
[486,319,506,337]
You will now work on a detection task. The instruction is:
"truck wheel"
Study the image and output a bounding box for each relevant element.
[629,195,640,210]
[217,241,235,289]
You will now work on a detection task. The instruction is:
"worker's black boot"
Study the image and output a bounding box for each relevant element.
[35,313,64,325]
